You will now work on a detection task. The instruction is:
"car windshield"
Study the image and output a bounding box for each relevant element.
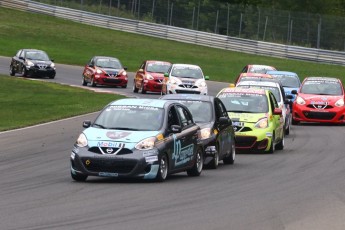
[300,80,343,95]
[95,58,122,69]
[146,62,171,73]
[25,51,50,61]
[270,74,300,88]
[171,66,203,79]
[248,66,274,74]
[218,92,269,113]
[237,85,281,102]
[94,105,164,131]
[175,100,212,123]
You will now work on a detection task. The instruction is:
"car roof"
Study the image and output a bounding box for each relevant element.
[146,60,171,64]
[219,87,267,95]
[171,63,201,68]
[161,94,214,102]
[266,70,298,76]
[304,76,340,82]
[109,98,172,108]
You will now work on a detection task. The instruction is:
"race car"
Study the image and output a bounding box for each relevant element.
[161,94,236,169]
[133,60,172,94]
[70,98,204,182]
[161,63,209,95]
[82,56,128,88]
[292,76,345,124]
[217,88,284,153]
[235,64,276,84]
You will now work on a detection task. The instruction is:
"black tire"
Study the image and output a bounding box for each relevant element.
[141,81,146,94]
[133,80,139,92]
[275,132,284,150]
[267,134,275,154]
[156,154,168,182]
[223,141,235,165]
[9,65,15,76]
[292,118,300,125]
[21,66,27,77]
[121,84,127,88]
[209,148,219,169]
[187,147,203,176]
[285,124,290,135]
[71,171,87,182]
[82,76,87,86]
[91,77,96,87]
[49,75,55,79]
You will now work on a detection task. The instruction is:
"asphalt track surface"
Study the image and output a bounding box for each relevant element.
[1,56,345,230]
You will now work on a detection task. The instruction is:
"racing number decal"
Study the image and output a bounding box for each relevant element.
[171,134,194,166]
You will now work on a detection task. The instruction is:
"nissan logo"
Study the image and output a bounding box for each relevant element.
[106,148,114,154]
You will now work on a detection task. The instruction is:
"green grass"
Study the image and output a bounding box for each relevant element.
[0,76,125,131]
[1,7,345,82]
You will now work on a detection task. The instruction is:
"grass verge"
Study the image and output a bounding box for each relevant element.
[0,75,125,131]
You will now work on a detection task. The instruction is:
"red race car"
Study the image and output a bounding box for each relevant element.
[292,77,345,124]
[82,56,128,88]
[133,60,172,94]
[235,64,276,85]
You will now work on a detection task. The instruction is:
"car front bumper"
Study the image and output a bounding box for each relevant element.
[293,104,345,123]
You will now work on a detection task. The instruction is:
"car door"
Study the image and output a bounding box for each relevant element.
[165,104,199,171]
[134,61,146,89]
[83,58,95,82]
[214,98,233,157]
[14,49,25,73]
[269,92,284,142]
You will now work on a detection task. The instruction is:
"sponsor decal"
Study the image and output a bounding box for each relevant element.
[142,150,159,156]
[99,172,118,177]
[106,131,131,139]
[145,156,158,163]
[172,135,194,166]
[97,141,125,148]
[85,159,91,165]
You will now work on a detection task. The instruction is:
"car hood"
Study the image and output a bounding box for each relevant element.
[298,93,343,104]
[227,112,267,123]
[31,60,53,65]
[83,127,160,148]
[149,72,164,79]
[179,77,205,85]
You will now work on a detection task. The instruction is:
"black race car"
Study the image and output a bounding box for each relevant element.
[70,98,204,182]
[161,94,236,169]
[9,49,56,78]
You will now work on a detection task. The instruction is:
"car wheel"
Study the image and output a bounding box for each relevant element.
[209,146,219,169]
[285,123,290,135]
[275,133,284,150]
[121,85,127,88]
[141,81,146,94]
[223,141,235,165]
[91,77,96,87]
[71,171,87,182]
[82,76,87,86]
[21,66,27,77]
[133,80,139,93]
[9,65,15,76]
[292,118,300,125]
[187,147,203,176]
[156,154,168,182]
[267,133,275,154]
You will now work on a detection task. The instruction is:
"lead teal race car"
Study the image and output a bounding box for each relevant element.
[70,98,204,182]
[217,88,284,153]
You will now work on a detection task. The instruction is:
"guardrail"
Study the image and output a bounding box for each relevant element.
[2,0,345,66]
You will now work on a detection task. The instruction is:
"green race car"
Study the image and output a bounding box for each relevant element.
[217,87,284,153]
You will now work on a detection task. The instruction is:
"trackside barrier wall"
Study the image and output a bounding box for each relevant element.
[2,0,345,66]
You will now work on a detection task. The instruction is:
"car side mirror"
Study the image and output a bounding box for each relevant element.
[170,125,182,133]
[83,120,91,128]
[273,108,282,115]
[88,64,94,68]
[164,73,169,77]
[204,76,210,80]
[291,90,297,94]
[138,68,144,73]
[51,59,54,62]
[124,67,128,70]
[219,117,230,125]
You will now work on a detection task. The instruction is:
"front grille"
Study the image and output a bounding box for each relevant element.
[306,104,333,109]
[89,147,133,155]
[235,136,257,148]
[103,78,122,83]
[82,157,137,174]
[178,84,198,89]
[175,89,200,94]
[303,111,336,120]
[233,126,252,132]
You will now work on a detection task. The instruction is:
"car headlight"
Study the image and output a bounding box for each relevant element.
[255,117,268,129]
[296,96,306,105]
[146,74,154,80]
[200,128,212,140]
[135,136,156,150]
[50,63,55,68]
[76,133,88,147]
[335,98,344,107]
[197,81,207,87]
[26,60,34,67]
[169,77,180,85]
[121,70,127,76]
[96,69,103,74]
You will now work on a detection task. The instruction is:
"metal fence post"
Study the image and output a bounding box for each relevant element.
[215,10,219,33]
[239,13,243,37]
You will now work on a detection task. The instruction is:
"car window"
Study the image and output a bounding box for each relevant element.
[176,105,193,128]
[301,80,343,95]
[147,62,171,73]
[167,106,180,129]
[175,100,212,123]
[95,58,121,69]
[215,98,229,119]
[171,66,203,79]
[269,92,279,110]
[16,50,22,57]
